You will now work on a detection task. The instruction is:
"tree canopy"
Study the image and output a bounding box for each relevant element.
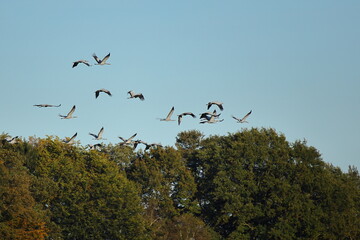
[0,128,359,239]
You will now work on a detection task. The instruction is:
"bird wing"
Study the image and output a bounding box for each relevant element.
[166,107,175,119]
[232,115,241,121]
[67,105,76,116]
[98,127,104,138]
[128,133,137,142]
[118,136,126,142]
[241,110,252,121]
[94,143,102,148]
[46,104,56,107]
[95,90,100,98]
[82,61,91,66]
[72,62,79,68]
[184,112,195,117]
[138,94,145,100]
[89,133,98,138]
[69,132,78,141]
[144,143,151,150]
[218,103,224,111]
[207,102,212,110]
[92,53,101,63]
[178,115,182,125]
[133,141,140,149]
[102,53,111,63]
[104,90,112,96]
[200,112,209,119]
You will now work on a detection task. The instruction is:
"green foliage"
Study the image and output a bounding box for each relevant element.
[127,146,201,239]
[1,129,359,240]
[1,135,148,240]
[187,128,360,239]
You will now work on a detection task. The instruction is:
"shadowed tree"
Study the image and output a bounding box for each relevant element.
[1,131,359,240]
[0,137,49,240]
[22,137,149,240]
[190,128,360,239]
[127,146,203,239]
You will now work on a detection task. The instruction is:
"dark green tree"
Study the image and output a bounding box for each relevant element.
[127,146,202,239]
[23,137,148,240]
[1,129,359,240]
[189,128,360,239]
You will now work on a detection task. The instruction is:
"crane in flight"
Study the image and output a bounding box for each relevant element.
[87,143,102,150]
[199,110,221,120]
[159,106,175,121]
[4,136,19,144]
[118,133,137,146]
[232,110,252,123]
[89,127,105,140]
[72,60,91,68]
[95,89,112,98]
[63,133,77,144]
[144,142,163,150]
[177,112,196,125]
[92,53,111,65]
[200,114,224,124]
[127,90,145,101]
[34,104,61,108]
[59,105,77,119]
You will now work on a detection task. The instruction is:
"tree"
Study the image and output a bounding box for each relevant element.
[0,137,48,240]
[127,146,201,239]
[190,128,360,239]
[1,130,359,239]
[23,137,148,240]
[162,213,219,240]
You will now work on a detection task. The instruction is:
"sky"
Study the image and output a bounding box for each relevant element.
[1,1,359,171]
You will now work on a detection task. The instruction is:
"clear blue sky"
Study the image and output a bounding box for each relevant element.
[1,1,359,171]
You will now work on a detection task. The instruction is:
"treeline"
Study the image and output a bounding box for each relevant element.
[1,128,359,239]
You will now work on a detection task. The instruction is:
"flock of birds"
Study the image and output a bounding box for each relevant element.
[5,53,252,151]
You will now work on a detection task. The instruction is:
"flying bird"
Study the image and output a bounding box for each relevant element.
[92,53,111,65]
[89,127,105,140]
[59,105,77,119]
[144,143,163,150]
[118,133,137,146]
[95,89,112,98]
[127,90,145,101]
[177,112,196,125]
[199,110,221,120]
[4,136,18,144]
[232,110,252,123]
[34,104,61,108]
[63,133,77,144]
[87,143,102,150]
[200,114,224,124]
[207,101,224,111]
[133,140,147,150]
[159,107,175,121]
[72,60,91,68]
